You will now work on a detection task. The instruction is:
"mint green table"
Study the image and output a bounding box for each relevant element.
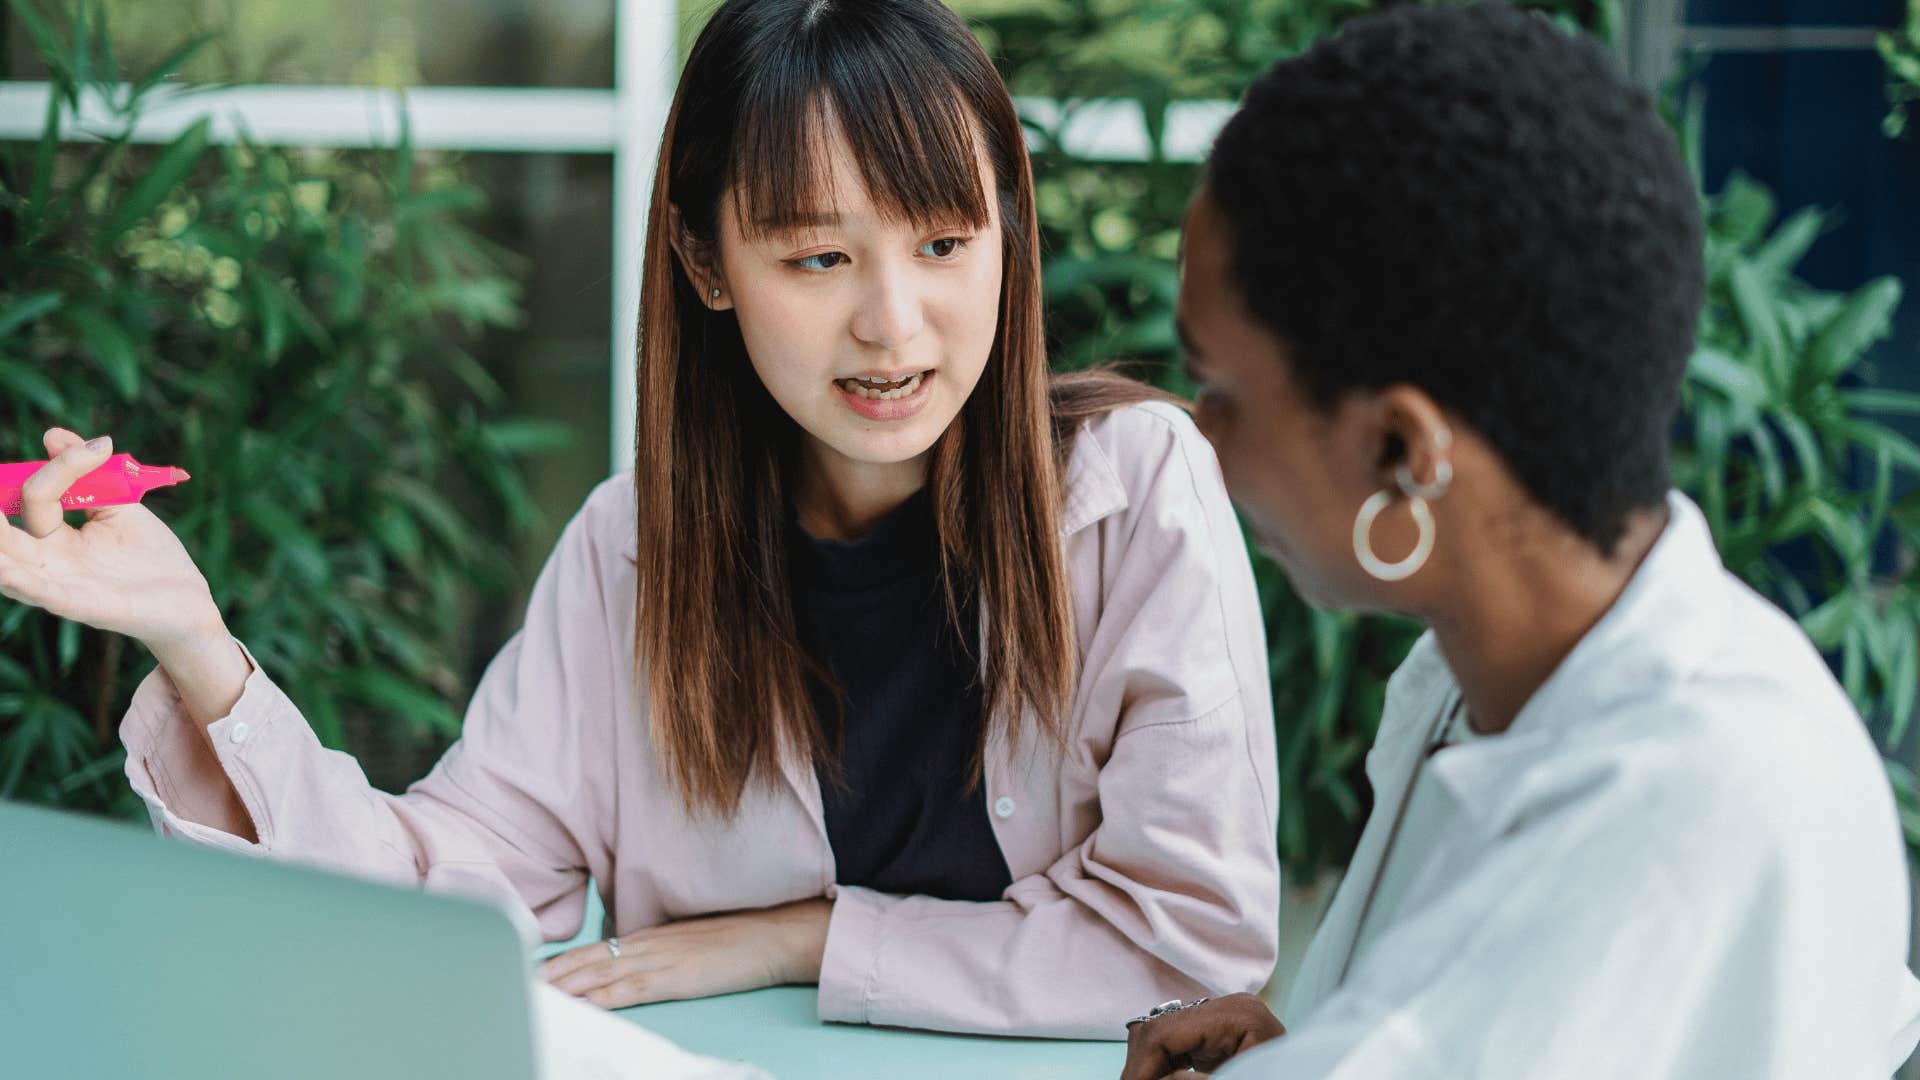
[545,887,1124,1079]
[620,988,1125,1079]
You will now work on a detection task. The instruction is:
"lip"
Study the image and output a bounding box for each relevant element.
[835,370,934,422]
[841,368,928,381]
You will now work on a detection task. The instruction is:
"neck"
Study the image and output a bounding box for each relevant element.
[793,437,929,541]
[1426,501,1670,735]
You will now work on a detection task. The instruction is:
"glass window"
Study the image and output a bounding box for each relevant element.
[5,0,617,88]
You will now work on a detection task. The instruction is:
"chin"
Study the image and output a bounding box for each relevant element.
[829,419,948,466]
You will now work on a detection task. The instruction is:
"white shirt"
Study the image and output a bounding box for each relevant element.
[1347,695,1485,967]
[1222,492,1920,1079]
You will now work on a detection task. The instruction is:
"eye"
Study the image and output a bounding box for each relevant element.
[920,236,967,259]
[791,251,848,271]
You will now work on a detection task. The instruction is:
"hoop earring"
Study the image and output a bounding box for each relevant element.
[1353,459,1450,582]
[1353,490,1435,582]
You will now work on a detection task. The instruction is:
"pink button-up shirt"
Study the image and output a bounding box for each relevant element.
[121,401,1281,1039]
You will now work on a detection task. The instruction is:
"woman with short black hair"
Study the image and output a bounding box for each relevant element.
[1123,4,1920,1076]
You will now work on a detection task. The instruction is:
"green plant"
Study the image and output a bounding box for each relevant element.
[1677,162,1920,755]
[979,0,1920,878]
[1881,0,1920,138]
[0,0,571,813]
[1679,174,1920,828]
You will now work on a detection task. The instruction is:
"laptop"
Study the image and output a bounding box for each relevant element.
[0,798,537,1080]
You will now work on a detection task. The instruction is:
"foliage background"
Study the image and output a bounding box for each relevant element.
[0,0,572,811]
[3,0,1917,883]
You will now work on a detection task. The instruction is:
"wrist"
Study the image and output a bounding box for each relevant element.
[144,602,229,661]
[144,609,254,731]
[775,898,833,985]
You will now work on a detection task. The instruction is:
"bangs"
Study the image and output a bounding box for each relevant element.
[727,28,991,241]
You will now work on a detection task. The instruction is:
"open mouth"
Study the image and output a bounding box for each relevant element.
[834,371,928,400]
[832,369,935,420]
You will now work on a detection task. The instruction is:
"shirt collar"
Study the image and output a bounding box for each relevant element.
[1383,490,1729,752]
[1057,420,1130,536]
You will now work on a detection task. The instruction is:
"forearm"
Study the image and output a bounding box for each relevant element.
[144,607,254,732]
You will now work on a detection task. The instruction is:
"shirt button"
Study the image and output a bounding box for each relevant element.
[993,796,1016,819]
[228,721,251,746]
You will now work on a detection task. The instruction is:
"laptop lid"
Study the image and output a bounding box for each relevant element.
[0,799,537,1080]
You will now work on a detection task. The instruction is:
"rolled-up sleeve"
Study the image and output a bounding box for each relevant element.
[121,480,628,945]
[817,404,1281,1038]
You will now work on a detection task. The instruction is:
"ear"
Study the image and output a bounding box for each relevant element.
[666,203,734,311]
[1373,384,1454,496]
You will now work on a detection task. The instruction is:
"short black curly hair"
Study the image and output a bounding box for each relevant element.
[1205,2,1704,555]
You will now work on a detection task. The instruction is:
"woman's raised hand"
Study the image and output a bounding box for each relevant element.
[0,427,222,651]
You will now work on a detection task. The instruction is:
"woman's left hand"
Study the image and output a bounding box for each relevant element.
[540,897,834,1009]
[1119,993,1287,1080]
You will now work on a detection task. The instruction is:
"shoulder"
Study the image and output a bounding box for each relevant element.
[1064,400,1229,535]
[1073,398,1207,472]
[547,471,640,569]
[1456,648,1895,891]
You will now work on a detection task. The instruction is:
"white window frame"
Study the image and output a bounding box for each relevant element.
[0,1,1891,474]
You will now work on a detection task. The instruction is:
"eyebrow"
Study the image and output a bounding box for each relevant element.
[757,211,844,233]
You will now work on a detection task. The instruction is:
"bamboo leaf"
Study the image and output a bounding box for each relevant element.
[102,117,211,245]
[239,496,330,587]
[6,0,74,97]
[56,619,79,675]
[478,418,576,456]
[0,358,68,414]
[0,291,64,341]
[130,32,215,99]
[61,304,141,400]
[331,665,460,739]
[29,78,62,225]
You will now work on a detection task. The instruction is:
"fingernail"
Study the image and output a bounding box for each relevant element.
[84,436,110,453]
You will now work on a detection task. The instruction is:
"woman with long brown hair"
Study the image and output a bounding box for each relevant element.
[2,0,1278,1039]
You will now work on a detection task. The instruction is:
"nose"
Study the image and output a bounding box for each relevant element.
[848,265,926,351]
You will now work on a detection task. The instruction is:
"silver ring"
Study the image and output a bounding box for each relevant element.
[1125,996,1210,1027]
[604,936,622,960]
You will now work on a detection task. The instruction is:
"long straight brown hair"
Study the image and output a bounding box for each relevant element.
[633,0,1177,817]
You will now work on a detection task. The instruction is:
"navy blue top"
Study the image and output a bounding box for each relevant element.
[786,489,1013,903]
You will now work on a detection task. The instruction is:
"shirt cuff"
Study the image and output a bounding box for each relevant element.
[816,883,895,1025]
[122,634,290,850]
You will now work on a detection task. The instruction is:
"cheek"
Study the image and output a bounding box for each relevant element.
[934,254,1002,368]
[1215,429,1359,583]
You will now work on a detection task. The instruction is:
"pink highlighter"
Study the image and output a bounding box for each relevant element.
[0,453,192,517]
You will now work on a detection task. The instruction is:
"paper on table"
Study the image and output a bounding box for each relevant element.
[530,981,774,1080]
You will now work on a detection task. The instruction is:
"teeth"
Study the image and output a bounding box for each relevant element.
[839,371,926,401]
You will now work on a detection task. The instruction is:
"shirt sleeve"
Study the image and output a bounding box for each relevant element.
[119,482,625,946]
[815,405,1281,1039]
